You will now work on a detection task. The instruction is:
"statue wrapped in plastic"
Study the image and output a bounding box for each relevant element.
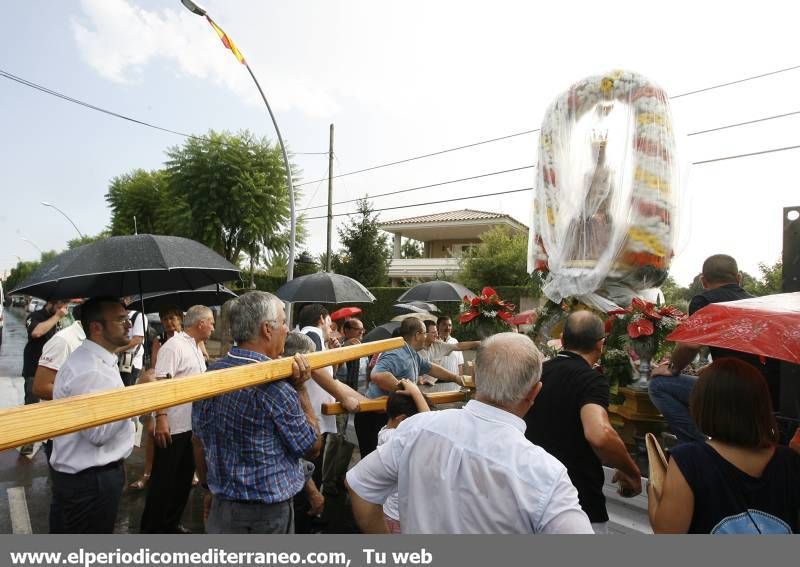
[528,70,680,310]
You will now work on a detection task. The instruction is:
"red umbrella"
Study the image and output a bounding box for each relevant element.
[667,292,800,365]
[508,309,538,326]
[330,306,362,321]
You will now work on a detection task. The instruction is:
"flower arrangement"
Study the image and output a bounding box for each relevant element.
[458,287,515,338]
[607,297,685,388]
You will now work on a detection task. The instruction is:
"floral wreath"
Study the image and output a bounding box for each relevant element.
[532,70,677,281]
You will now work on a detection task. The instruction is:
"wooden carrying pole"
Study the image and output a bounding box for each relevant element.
[0,338,404,452]
[322,389,470,416]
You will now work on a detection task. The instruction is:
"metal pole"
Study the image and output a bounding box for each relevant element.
[326,123,334,272]
[243,63,297,283]
[41,202,84,239]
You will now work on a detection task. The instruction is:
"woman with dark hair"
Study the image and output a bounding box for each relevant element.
[648,358,800,533]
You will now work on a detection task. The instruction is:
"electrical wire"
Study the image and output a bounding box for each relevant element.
[314,140,800,218]
[686,109,800,136]
[0,68,327,155]
[302,165,535,211]
[296,64,800,186]
[305,186,534,220]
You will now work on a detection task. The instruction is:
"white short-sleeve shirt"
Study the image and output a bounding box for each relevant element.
[346,400,593,534]
[38,321,85,371]
[154,331,206,434]
[438,336,464,374]
[300,325,337,435]
[50,340,135,474]
[125,310,147,370]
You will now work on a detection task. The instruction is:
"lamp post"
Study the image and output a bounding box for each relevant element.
[19,236,43,255]
[41,201,85,239]
[180,0,297,282]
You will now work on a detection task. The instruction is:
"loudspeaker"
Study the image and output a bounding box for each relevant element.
[780,206,800,418]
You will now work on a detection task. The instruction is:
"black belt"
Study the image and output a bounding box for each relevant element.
[82,459,123,474]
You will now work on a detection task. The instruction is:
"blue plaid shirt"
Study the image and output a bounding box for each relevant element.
[192,348,317,503]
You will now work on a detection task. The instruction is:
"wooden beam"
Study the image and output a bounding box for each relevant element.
[0,338,404,451]
[322,389,469,415]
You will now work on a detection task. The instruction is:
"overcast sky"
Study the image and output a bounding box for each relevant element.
[2,0,799,287]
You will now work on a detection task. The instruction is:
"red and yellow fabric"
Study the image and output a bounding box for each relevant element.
[206,16,246,64]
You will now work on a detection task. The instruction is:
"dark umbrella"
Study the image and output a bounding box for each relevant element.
[124,284,237,313]
[397,281,477,303]
[11,235,240,300]
[275,272,376,304]
[363,321,401,343]
[392,301,440,316]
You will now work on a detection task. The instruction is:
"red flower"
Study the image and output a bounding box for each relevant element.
[497,311,513,322]
[481,287,497,299]
[604,316,615,334]
[658,305,685,319]
[459,311,480,325]
[627,317,654,338]
[631,297,662,320]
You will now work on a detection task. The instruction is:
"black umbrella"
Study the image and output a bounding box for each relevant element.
[124,284,237,313]
[397,281,477,303]
[363,321,401,343]
[392,301,440,316]
[275,272,376,304]
[11,234,240,300]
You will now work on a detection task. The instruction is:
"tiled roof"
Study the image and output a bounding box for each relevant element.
[380,209,518,226]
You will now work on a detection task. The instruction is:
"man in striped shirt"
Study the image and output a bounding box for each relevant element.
[192,291,321,534]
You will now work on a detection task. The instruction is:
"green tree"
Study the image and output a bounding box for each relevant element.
[106,169,168,236]
[164,130,303,265]
[294,251,319,277]
[401,239,423,259]
[4,260,39,291]
[68,230,111,249]
[458,226,540,294]
[743,261,782,296]
[333,199,391,287]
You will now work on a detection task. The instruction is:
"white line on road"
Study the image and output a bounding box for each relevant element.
[7,486,32,534]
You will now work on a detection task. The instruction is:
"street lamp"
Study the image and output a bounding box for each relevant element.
[41,201,85,239]
[181,0,298,282]
[19,236,43,254]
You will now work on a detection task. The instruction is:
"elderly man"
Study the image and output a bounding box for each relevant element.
[50,297,136,533]
[346,333,592,534]
[650,254,781,444]
[354,318,464,458]
[524,311,641,534]
[192,291,321,534]
[140,305,214,534]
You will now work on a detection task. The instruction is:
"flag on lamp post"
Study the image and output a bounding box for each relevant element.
[206,16,246,64]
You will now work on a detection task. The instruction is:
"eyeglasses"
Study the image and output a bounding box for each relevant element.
[106,316,132,326]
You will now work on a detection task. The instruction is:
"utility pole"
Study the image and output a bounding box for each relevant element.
[326,123,334,272]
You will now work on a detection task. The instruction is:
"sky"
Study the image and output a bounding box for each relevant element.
[2,0,800,287]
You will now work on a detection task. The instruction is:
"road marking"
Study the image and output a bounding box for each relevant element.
[7,486,32,534]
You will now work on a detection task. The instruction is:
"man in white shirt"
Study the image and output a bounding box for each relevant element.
[140,305,213,534]
[346,332,593,534]
[436,316,464,374]
[418,320,478,386]
[50,297,136,533]
[33,314,86,402]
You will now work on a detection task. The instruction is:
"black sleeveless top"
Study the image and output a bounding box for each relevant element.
[670,442,800,534]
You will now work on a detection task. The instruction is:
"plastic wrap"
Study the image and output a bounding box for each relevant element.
[528,70,679,308]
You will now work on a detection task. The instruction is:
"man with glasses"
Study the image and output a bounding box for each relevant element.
[523,311,641,534]
[355,318,464,457]
[49,297,137,533]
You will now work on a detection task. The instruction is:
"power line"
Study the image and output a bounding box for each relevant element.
[297,63,800,186]
[296,129,539,187]
[302,108,800,210]
[670,64,800,99]
[686,109,800,136]
[303,165,535,211]
[313,141,800,218]
[0,68,327,154]
[306,187,534,220]
[691,143,800,165]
